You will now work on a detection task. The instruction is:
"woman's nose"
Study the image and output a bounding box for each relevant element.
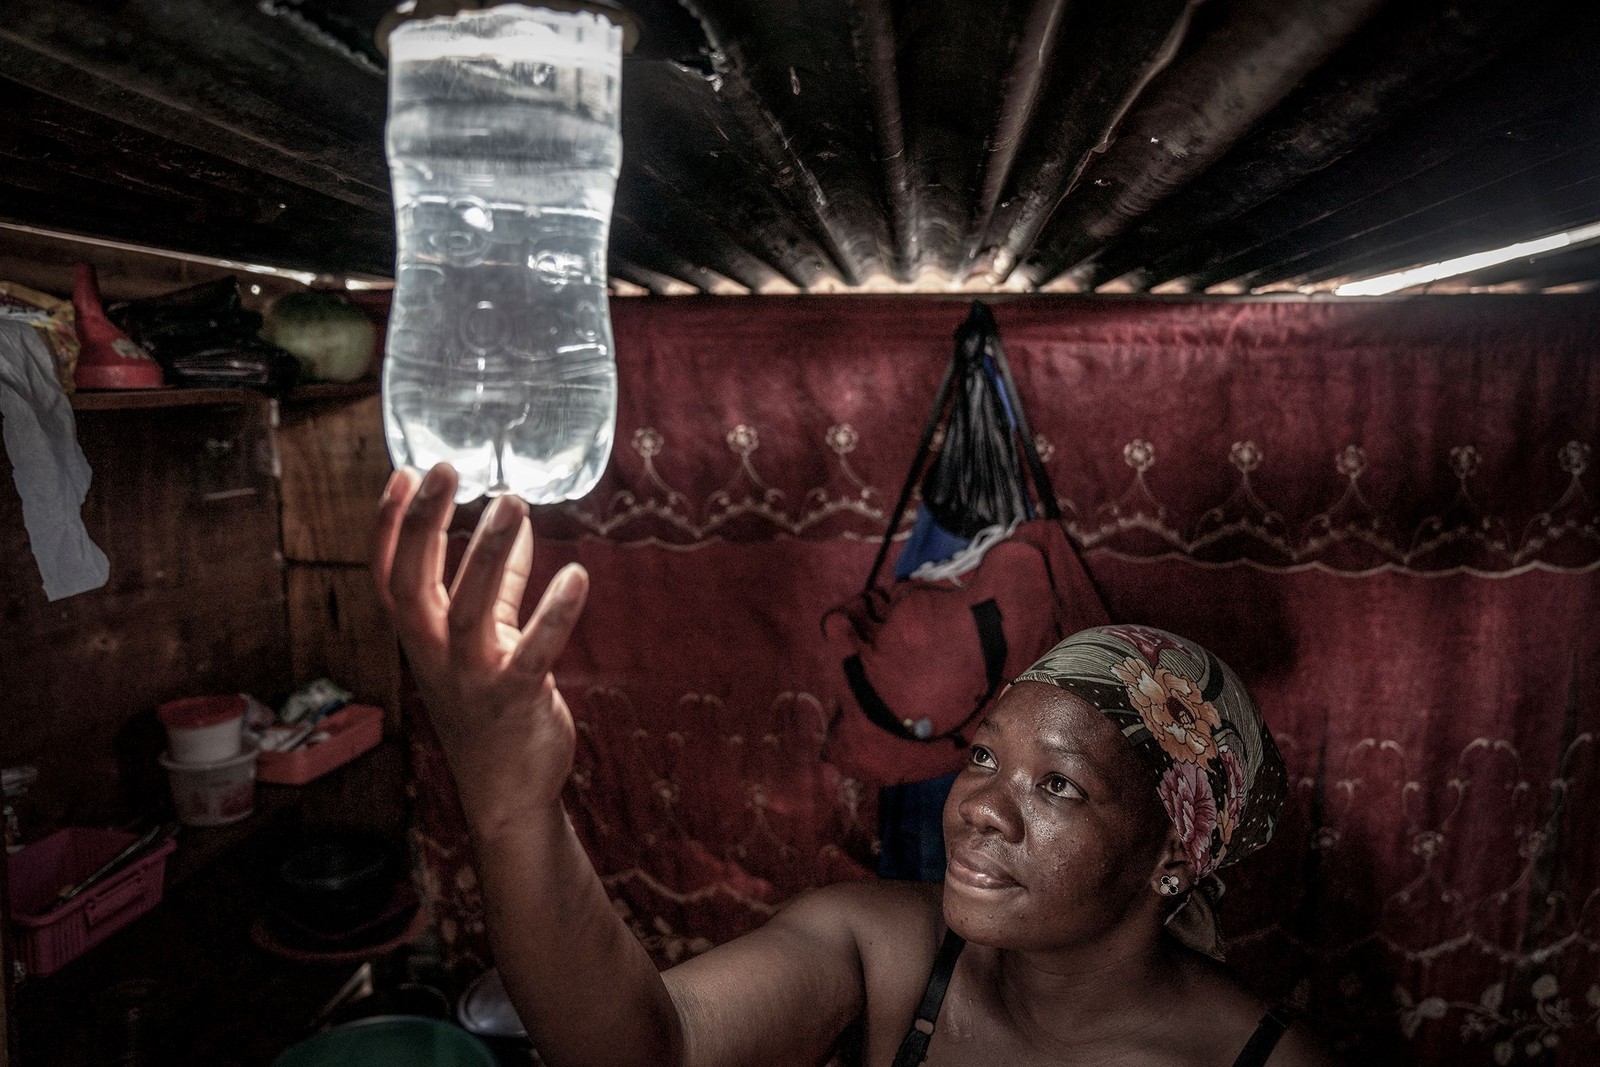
[955,777,1023,842]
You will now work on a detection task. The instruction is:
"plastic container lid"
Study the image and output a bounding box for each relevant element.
[158,695,247,731]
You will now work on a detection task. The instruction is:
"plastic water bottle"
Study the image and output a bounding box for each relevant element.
[383,6,623,503]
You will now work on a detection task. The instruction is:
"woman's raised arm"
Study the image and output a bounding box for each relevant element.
[371,464,865,1067]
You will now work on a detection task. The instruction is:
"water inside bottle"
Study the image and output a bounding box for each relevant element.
[384,10,622,504]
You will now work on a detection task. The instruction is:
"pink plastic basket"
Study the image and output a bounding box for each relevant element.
[7,827,176,976]
[257,704,384,786]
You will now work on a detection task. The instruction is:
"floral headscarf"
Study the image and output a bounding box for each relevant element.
[1014,624,1286,959]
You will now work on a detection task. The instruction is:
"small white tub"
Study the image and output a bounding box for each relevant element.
[157,695,246,764]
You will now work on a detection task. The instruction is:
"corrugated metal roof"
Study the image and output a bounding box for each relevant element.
[1,0,1595,295]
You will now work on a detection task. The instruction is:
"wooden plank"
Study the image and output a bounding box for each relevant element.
[0,225,310,308]
[0,842,11,1067]
[0,77,395,278]
[69,388,265,412]
[285,564,401,727]
[69,385,377,413]
[0,176,395,280]
[0,0,389,203]
[277,392,392,564]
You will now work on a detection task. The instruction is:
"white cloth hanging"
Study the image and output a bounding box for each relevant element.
[0,320,108,600]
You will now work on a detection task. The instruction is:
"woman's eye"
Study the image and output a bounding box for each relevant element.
[1043,774,1082,799]
[969,745,996,769]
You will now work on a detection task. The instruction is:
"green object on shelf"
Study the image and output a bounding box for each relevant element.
[262,290,376,383]
[270,1016,498,1067]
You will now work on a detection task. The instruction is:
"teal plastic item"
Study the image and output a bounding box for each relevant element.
[270,1016,498,1067]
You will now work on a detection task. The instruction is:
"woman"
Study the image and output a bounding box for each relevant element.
[373,463,1336,1067]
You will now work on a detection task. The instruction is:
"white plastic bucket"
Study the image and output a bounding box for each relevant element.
[159,738,259,827]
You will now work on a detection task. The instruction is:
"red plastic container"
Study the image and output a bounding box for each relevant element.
[70,263,165,390]
[257,704,384,786]
[8,828,176,976]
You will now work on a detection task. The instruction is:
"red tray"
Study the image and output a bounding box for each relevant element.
[257,704,384,786]
[8,828,176,976]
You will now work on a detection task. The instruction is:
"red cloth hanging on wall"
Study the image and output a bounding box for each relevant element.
[409,294,1600,1065]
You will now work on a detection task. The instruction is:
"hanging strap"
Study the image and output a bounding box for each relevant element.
[978,304,1059,521]
[841,599,1006,745]
[1230,1007,1291,1067]
[864,301,1058,599]
[890,930,967,1067]
[862,354,958,599]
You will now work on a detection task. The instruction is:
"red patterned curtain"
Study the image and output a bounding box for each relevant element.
[410,294,1600,1065]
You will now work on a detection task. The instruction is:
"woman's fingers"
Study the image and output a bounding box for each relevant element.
[448,495,533,658]
[376,466,582,697]
[512,563,589,679]
[370,468,418,613]
[500,515,536,631]
[388,463,459,644]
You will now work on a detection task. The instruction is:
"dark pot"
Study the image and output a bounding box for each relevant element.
[273,832,398,936]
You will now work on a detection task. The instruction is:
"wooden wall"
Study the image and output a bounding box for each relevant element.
[0,396,290,828]
[0,385,400,832]
[0,239,403,1067]
[277,392,402,731]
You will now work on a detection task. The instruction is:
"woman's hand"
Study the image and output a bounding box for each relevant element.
[371,463,589,832]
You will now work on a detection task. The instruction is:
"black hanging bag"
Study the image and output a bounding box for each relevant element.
[820,303,1110,786]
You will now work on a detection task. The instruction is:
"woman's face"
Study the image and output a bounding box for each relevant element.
[941,680,1170,951]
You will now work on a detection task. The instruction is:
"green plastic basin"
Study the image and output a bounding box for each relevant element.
[271,1015,499,1067]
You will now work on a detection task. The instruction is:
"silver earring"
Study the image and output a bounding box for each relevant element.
[1157,874,1182,897]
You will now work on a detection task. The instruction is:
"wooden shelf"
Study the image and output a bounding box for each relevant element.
[69,386,267,411]
[69,381,377,412]
[286,380,379,403]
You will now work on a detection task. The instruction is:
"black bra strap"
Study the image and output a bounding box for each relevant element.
[891,941,1288,1067]
[890,930,966,1067]
[1231,1006,1291,1067]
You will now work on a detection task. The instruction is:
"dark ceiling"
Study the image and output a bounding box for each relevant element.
[2,0,1598,296]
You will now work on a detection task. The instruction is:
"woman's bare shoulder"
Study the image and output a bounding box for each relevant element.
[779,879,949,1050]
[656,881,940,1066]
[1168,952,1339,1066]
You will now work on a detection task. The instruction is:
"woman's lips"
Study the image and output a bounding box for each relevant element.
[946,846,1021,890]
